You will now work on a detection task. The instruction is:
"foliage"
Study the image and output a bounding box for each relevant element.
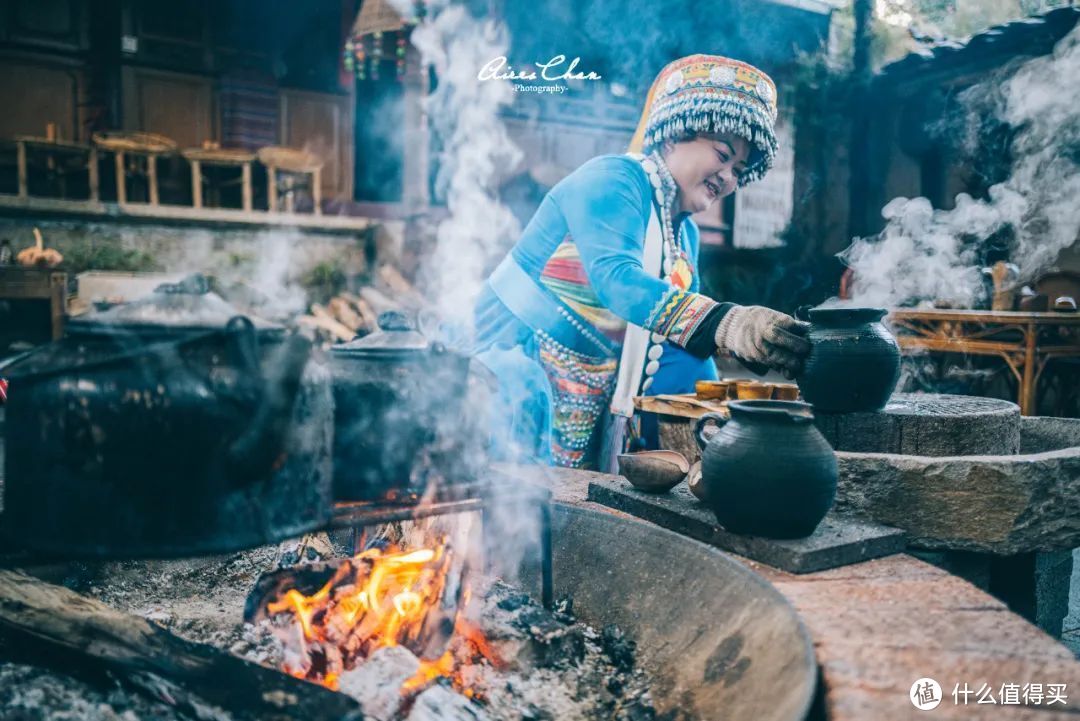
[300,260,347,305]
[60,242,161,276]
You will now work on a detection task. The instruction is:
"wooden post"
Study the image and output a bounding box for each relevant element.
[49,272,66,340]
[88,147,99,202]
[241,161,253,211]
[114,151,126,204]
[848,0,874,240]
[190,158,203,208]
[312,167,322,215]
[16,140,28,199]
[147,153,159,206]
[267,166,277,212]
[1020,322,1037,416]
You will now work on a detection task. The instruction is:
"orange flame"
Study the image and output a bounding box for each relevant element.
[264,535,489,697]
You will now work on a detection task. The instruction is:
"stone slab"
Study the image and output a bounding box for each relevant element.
[586,477,906,574]
[815,393,1021,456]
[835,417,1080,554]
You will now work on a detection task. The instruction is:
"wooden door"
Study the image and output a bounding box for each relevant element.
[279,88,354,201]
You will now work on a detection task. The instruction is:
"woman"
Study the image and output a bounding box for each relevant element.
[474,54,810,469]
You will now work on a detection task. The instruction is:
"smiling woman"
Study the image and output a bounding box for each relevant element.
[472,55,811,470]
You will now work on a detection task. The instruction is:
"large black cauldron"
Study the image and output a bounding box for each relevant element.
[0,275,333,557]
[329,311,473,501]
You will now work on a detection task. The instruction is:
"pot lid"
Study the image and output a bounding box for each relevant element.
[331,310,431,357]
[68,274,281,333]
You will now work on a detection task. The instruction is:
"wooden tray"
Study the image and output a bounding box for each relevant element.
[633,393,728,420]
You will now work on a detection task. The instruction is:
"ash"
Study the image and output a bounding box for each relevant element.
[0,663,180,721]
[0,539,678,721]
[321,580,674,721]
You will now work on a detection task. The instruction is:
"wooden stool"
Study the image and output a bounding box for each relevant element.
[181,147,256,211]
[92,131,178,206]
[256,146,323,215]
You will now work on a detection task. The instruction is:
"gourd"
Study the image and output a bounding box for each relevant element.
[16,228,63,268]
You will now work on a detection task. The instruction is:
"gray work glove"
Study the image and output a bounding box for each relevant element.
[714,305,811,379]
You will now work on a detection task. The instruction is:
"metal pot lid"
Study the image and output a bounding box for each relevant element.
[68,274,281,333]
[331,310,431,357]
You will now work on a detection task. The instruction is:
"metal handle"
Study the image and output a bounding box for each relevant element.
[695,412,727,451]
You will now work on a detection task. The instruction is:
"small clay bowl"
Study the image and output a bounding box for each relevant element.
[618,450,690,493]
[686,460,707,501]
[695,380,732,401]
[735,381,772,400]
[772,383,800,401]
[1053,296,1077,312]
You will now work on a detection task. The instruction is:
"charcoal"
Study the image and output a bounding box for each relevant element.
[617,698,657,721]
[551,595,575,624]
[600,625,636,672]
[495,591,531,612]
[469,583,585,671]
[338,645,421,721]
[406,685,490,721]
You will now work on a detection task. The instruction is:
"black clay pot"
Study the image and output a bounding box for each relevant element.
[0,275,333,558]
[795,307,900,413]
[694,401,837,539]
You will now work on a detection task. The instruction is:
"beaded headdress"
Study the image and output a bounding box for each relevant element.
[628,54,779,186]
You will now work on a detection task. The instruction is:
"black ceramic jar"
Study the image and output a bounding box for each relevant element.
[694,401,837,539]
[796,307,901,413]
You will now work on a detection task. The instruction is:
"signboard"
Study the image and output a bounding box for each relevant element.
[733,112,795,249]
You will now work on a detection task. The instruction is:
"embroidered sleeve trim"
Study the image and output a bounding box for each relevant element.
[646,289,719,347]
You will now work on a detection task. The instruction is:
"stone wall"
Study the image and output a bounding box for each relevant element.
[0,215,406,318]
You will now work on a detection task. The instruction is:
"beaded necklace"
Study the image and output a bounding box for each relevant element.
[625,151,695,393]
[628,151,692,289]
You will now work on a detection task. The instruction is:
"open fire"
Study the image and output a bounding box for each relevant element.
[262,533,485,697]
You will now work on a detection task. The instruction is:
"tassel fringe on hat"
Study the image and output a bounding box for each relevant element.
[628,54,779,186]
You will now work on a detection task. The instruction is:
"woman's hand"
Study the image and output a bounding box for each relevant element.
[714,305,811,379]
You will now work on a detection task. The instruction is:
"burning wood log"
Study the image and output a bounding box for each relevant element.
[338,645,420,721]
[0,569,363,721]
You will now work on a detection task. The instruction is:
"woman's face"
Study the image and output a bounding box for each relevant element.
[662,133,749,214]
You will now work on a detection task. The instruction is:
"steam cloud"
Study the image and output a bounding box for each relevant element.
[393,0,523,329]
[844,24,1080,308]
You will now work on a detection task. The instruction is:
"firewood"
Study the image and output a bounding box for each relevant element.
[0,569,363,721]
[357,287,402,317]
[328,297,363,332]
[375,264,416,297]
[338,645,420,721]
[309,305,357,342]
[340,292,379,331]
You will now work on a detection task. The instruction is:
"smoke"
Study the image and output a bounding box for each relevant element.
[394,0,522,329]
[844,24,1080,308]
